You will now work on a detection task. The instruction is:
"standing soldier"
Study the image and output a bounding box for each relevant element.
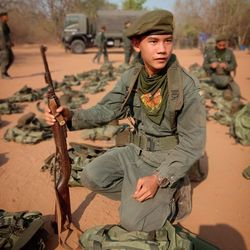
[0,11,14,79]
[122,20,134,65]
[92,25,109,64]
[202,34,240,101]
[45,9,206,232]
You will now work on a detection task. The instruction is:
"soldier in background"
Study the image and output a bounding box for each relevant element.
[0,11,14,79]
[122,20,134,65]
[92,25,109,64]
[202,34,240,101]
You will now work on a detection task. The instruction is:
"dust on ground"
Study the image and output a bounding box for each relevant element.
[0,44,250,250]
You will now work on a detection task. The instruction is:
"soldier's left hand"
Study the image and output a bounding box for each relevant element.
[219,62,227,69]
[132,175,159,202]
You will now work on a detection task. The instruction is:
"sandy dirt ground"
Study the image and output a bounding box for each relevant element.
[0,44,250,250]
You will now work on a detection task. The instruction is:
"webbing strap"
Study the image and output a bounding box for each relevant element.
[120,64,143,111]
[93,225,114,250]
[129,132,178,151]
[92,225,159,250]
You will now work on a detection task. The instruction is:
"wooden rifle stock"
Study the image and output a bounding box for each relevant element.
[40,45,81,248]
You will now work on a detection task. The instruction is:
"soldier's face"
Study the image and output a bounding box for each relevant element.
[132,34,173,77]
[216,41,227,50]
[1,15,8,22]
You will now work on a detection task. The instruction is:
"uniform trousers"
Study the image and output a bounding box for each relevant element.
[80,143,176,232]
[0,47,14,75]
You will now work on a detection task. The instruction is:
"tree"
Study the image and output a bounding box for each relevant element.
[174,0,250,48]
[122,0,146,10]
[0,0,119,43]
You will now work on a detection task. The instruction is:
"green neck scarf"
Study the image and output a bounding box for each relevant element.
[137,64,168,125]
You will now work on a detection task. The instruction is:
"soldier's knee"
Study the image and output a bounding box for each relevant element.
[80,166,100,190]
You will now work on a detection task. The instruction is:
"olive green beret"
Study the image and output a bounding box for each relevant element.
[216,34,228,42]
[126,9,174,39]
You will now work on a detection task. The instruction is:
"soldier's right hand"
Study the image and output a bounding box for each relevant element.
[44,106,71,125]
[210,62,218,69]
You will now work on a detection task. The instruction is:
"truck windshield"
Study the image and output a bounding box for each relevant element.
[64,15,80,28]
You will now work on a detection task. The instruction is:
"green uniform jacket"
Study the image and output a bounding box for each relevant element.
[203,47,237,75]
[0,21,6,49]
[122,28,132,50]
[94,31,107,49]
[70,54,206,186]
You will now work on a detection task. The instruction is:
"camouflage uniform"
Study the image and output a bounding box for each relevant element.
[66,10,206,232]
[0,12,14,78]
[93,28,108,64]
[203,45,240,99]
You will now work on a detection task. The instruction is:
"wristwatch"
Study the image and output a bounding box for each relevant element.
[154,172,169,188]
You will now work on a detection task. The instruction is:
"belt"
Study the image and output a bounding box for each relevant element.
[129,132,178,152]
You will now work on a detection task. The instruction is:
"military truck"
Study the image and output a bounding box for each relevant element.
[62,10,145,54]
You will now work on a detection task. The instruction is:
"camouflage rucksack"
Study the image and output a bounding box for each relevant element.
[81,124,129,141]
[4,112,52,144]
[0,101,22,115]
[0,209,47,250]
[41,142,110,187]
[230,103,250,145]
[79,220,219,250]
[7,85,45,103]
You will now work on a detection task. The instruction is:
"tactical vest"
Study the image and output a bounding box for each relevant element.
[121,55,183,130]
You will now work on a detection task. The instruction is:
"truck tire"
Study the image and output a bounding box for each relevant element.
[71,39,86,54]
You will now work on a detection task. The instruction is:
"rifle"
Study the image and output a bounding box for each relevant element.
[40,45,81,248]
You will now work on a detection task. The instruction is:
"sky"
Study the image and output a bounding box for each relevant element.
[108,0,175,11]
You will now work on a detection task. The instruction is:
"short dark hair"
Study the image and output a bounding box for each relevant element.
[0,12,8,17]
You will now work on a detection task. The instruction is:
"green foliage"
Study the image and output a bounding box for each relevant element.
[174,0,250,47]
[1,0,119,43]
[122,0,146,10]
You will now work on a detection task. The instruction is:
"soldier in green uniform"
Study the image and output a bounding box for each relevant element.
[92,25,109,64]
[0,11,14,79]
[122,20,134,64]
[202,34,240,100]
[45,10,206,232]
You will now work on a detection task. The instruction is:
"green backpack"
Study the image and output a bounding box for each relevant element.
[79,221,219,250]
[0,209,47,250]
[230,103,250,146]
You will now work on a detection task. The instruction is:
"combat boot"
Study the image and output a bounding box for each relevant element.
[1,73,11,79]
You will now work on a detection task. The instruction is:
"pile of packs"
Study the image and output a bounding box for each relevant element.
[4,112,52,144]
[0,209,47,250]
[189,63,250,146]
[7,85,47,103]
[81,123,129,141]
[41,142,109,187]
[0,101,22,115]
